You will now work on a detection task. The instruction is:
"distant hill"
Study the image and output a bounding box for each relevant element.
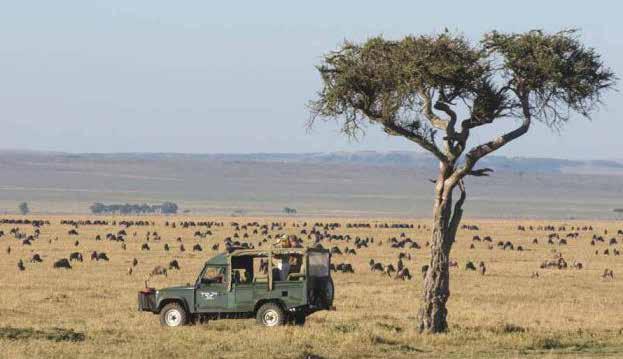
[3,150,620,175]
[0,150,621,218]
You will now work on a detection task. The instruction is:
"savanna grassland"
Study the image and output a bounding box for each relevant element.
[1,215,623,359]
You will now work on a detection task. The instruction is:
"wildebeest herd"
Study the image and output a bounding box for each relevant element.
[5,217,622,285]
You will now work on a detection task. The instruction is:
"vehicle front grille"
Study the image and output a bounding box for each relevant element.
[138,292,156,312]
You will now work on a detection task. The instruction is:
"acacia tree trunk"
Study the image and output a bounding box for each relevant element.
[417,164,465,333]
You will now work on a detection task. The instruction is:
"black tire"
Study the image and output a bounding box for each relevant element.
[159,302,188,327]
[293,312,306,326]
[320,277,335,308]
[256,303,286,327]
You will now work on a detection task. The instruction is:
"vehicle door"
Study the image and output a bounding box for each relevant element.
[195,265,229,311]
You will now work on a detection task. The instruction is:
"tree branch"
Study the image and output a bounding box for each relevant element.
[467,168,494,177]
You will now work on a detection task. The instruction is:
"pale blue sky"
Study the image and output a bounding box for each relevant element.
[0,1,621,159]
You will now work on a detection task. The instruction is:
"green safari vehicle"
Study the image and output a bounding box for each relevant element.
[138,246,334,327]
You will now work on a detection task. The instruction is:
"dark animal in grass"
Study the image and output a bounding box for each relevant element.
[336,263,354,273]
[395,268,412,280]
[385,264,396,277]
[18,259,26,271]
[121,243,126,251]
[212,244,219,251]
[610,238,618,245]
[164,244,170,251]
[132,258,138,267]
[397,259,404,272]
[90,251,98,261]
[68,229,78,235]
[193,244,202,252]
[22,239,31,246]
[141,243,150,251]
[478,262,486,276]
[69,252,83,262]
[149,265,167,277]
[602,268,614,279]
[97,252,109,261]
[53,258,72,269]
[30,253,43,263]
[180,244,185,252]
[6,246,10,254]
[169,260,180,270]
[449,260,458,268]
[465,261,477,271]
[370,262,384,272]
[469,243,475,249]
[532,238,538,244]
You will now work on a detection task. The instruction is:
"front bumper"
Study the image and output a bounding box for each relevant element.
[138,291,157,312]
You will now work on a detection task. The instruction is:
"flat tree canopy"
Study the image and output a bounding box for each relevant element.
[309,29,616,333]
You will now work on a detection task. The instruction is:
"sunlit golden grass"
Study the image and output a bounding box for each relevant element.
[1,215,623,358]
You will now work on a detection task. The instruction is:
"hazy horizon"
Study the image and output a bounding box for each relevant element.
[1,1,621,159]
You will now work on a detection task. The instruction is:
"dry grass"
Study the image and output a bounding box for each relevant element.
[1,215,623,358]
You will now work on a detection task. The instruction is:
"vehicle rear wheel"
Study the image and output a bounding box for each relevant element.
[256,303,286,327]
[160,302,188,327]
[320,277,334,308]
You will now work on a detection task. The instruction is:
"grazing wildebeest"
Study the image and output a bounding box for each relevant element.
[17,259,25,271]
[53,258,72,269]
[90,251,98,261]
[180,244,185,252]
[369,261,384,272]
[602,268,614,279]
[395,268,412,280]
[30,254,43,263]
[169,260,180,270]
[385,264,396,277]
[478,262,486,276]
[69,252,83,262]
[193,244,202,252]
[164,244,170,251]
[336,263,354,273]
[141,243,150,251]
[132,258,138,267]
[465,261,477,271]
[97,252,109,261]
[127,267,133,275]
[150,265,167,277]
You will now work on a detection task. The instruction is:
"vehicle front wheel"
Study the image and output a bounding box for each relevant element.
[160,302,188,327]
[256,303,286,327]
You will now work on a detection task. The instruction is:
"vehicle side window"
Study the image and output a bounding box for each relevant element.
[201,266,226,285]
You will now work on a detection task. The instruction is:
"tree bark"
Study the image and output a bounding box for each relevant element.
[417,165,463,333]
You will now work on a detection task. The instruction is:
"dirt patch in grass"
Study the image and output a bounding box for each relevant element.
[0,326,86,342]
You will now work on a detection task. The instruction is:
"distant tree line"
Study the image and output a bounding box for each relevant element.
[283,207,297,214]
[89,202,178,215]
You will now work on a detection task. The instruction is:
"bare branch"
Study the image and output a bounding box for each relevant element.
[467,168,494,177]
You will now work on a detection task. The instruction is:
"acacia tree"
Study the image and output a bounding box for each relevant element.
[309,30,615,333]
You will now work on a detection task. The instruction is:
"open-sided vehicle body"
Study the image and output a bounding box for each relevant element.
[138,247,334,327]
